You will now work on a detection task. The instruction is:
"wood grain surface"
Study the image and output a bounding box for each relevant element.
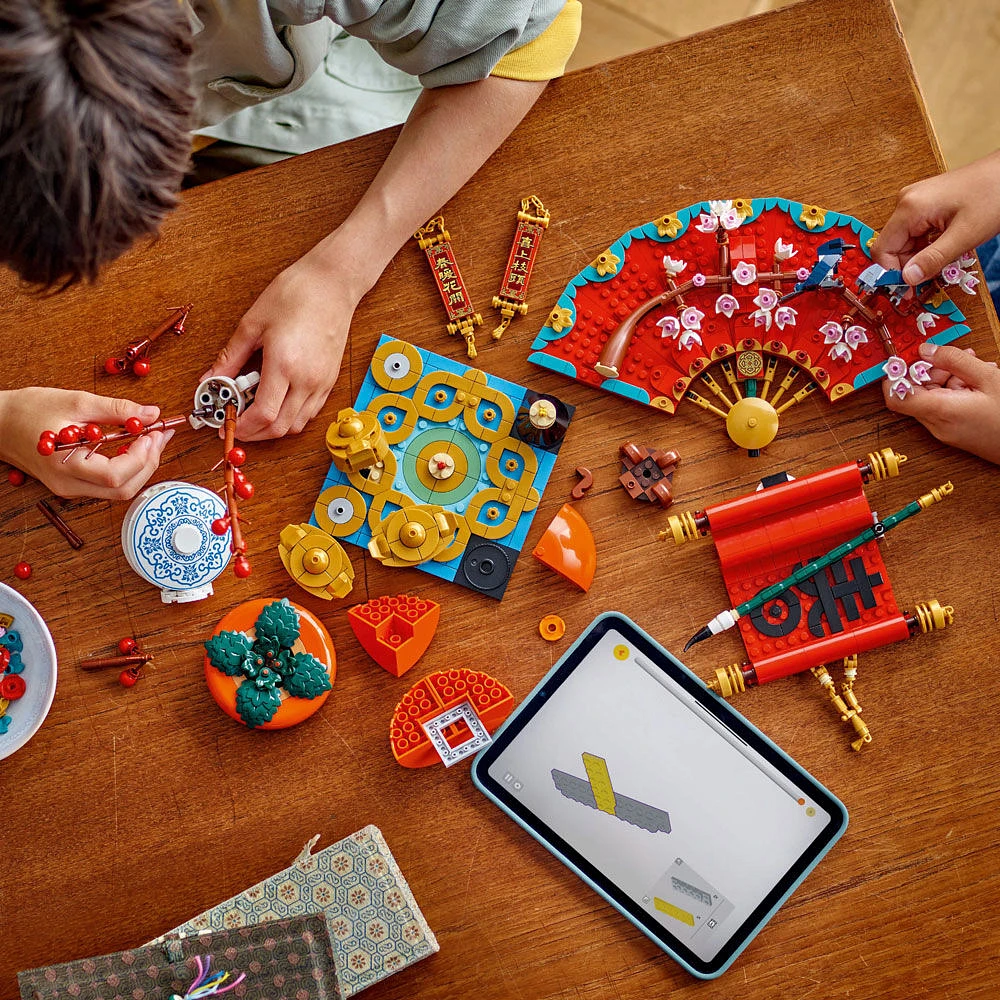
[2,1,999,997]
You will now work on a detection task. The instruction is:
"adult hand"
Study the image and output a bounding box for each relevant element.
[872,150,1000,284]
[202,246,361,441]
[0,388,174,499]
[885,342,1000,464]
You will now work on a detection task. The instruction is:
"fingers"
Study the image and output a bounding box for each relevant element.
[901,220,980,284]
[234,366,292,440]
[201,319,263,381]
[84,395,161,427]
[52,429,173,500]
[917,343,998,390]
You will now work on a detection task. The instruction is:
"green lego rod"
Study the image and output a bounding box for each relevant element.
[684,481,954,652]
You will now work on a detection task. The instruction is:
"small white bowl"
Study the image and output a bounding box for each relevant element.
[0,580,58,761]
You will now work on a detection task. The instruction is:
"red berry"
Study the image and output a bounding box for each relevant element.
[124,416,144,435]
[39,430,57,442]
[116,444,130,456]
[57,425,81,445]
[117,637,138,655]
[211,517,230,536]
[14,561,31,580]
[7,469,25,486]
[227,447,246,467]
[233,555,252,578]
[133,359,151,377]
[118,668,140,688]
[233,469,246,485]
[104,357,124,375]
[84,423,104,442]
[36,438,56,456]
[235,481,254,500]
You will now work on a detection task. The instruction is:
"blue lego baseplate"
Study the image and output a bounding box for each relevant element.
[310,336,574,599]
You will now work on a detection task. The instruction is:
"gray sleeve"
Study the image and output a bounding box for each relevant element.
[320,0,567,87]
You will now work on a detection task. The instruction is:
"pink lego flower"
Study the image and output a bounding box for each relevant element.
[715,293,739,317]
[732,261,757,286]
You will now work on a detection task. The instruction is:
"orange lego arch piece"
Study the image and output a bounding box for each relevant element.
[532,502,596,591]
[390,668,514,768]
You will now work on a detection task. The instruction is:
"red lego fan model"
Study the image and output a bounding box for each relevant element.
[529,198,977,454]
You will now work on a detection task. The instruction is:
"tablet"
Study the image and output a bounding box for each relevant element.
[471,612,848,979]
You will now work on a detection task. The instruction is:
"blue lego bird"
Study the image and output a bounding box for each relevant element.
[779,238,855,302]
[855,262,910,306]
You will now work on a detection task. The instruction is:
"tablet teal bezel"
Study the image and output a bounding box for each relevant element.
[471,611,848,979]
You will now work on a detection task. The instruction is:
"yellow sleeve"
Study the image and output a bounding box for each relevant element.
[490,0,582,82]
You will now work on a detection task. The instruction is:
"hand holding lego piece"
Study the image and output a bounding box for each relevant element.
[872,150,1000,285]
[0,388,172,499]
[884,342,1000,464]
[201,246,358,441]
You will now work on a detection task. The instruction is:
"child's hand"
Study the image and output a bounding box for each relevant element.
[0,388,174,498]
[872,150,1000,284]
[884,342,1000,464]
[203,244,363,441]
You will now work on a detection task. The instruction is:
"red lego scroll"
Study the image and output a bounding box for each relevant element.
[709,462,909,683]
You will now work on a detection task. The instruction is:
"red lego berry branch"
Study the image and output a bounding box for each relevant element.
[36,414,192,460]
[104,303,191,377]
[211,402,253,579]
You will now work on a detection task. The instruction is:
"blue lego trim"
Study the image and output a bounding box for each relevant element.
[528,352,579,379]
[930,324,971,345]
[635,205,694,243]
[788,201,838,234]
[531,294,578,349]
[579,231,633,284]
[601,378,651,404]
[853,363,886,389]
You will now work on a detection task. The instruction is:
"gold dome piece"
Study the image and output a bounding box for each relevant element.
[325,407,389,472]
[725,396,780,450]
[278,523,355,600]
[368,504,459,566]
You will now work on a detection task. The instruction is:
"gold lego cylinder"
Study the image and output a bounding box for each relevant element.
[911,598,955,633]
[865,447,906,481]
[660,509,703,545]
[706,662,747,698]
[917,482,954,508]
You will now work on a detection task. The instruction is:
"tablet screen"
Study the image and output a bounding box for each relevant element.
[474,614,846,977]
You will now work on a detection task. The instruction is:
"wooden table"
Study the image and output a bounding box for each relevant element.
[2,0,998,996]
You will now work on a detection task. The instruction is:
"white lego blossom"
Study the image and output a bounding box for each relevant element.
[662,255,687,277]
[774,238,797,261]
[915,312,937,336]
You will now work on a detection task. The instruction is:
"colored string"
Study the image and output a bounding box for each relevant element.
[171,956,246,999]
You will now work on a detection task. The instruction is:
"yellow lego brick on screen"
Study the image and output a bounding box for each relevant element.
[581,752,617,815]
[654,897,695,926]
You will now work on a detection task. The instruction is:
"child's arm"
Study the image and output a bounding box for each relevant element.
[202,76,547,440]
[0,389,173,498]
[872,150,1000,283]
[884,343,1000,464]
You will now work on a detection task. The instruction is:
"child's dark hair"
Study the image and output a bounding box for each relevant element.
[0,0,193,288]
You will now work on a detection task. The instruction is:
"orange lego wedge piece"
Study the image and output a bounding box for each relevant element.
[532,502,596,591]
[348,594,440,677]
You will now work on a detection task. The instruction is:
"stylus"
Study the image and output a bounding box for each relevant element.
[684,482,953,651]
